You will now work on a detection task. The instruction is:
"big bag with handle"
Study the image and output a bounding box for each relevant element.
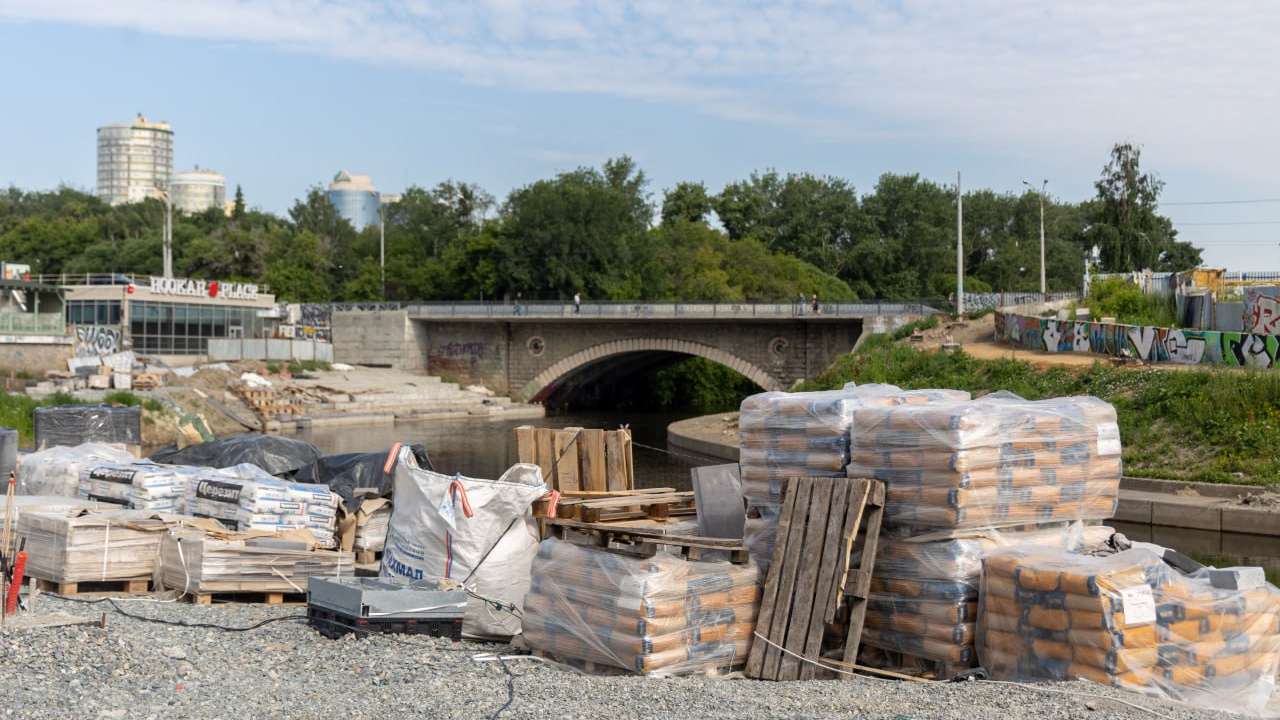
[381,449,548,638]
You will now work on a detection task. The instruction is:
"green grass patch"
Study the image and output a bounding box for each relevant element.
[287,360,332,374]
[891,315,941,341]
[1083,277,1178,326]
[803,336,1280,485]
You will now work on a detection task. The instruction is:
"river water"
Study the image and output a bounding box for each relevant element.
[291,410,714,490]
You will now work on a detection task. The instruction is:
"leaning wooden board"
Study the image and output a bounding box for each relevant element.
[515,426,634,492]
[744,476,886,682]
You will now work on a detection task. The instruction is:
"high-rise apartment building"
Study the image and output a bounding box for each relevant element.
[170,167,227,214]
[327,170,381,230]
[96,114,174,206]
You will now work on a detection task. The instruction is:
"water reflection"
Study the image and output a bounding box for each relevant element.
[290,410,714,491]
[1111,520,1280,578]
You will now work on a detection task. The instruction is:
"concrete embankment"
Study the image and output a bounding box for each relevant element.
[668,413,1280,541]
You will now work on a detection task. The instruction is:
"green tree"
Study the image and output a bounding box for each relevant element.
[263,229,332,301]
[1086,142,1200,272]
[661,182,713,226]
[289,186,358,285]
[232,185,246,220]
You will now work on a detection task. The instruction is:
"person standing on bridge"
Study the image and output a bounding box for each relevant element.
[574,291,581,314]
[812,293,820,316]
[798,292,806,315]
[514,292,523,316]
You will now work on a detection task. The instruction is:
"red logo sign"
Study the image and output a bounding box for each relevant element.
[208,281,219,298]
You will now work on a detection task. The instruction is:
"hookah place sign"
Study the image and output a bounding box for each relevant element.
[147,276,260,301]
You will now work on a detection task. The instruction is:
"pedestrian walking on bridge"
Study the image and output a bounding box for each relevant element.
[574,292,581,314]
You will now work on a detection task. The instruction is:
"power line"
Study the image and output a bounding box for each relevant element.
[1163,198,1280,206]
[1176,220,1280,226]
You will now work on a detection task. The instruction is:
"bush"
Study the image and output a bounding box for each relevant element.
[891,315,941,341]
[287,360,332,374]
[1089,277,1177,326]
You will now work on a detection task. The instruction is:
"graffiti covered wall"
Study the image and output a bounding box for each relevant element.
[995,311,1280,369]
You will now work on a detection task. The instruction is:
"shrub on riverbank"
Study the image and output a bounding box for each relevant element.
[803,336,1280,485]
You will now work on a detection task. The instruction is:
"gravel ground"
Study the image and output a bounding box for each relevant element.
[0,596,1250,720]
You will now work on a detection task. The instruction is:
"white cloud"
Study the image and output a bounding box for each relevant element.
[3,0,1278,187]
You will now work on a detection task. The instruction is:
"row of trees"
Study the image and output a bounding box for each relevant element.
[0,143,1200,303]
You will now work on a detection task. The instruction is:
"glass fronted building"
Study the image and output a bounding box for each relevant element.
[64,277,278,356]
[326,170,380,230]
[96,114,174,206]
[170,168,227,215]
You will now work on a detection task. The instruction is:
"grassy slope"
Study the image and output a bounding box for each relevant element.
[802,335,1280,486]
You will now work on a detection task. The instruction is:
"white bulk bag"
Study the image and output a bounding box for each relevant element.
[381,450,548,638]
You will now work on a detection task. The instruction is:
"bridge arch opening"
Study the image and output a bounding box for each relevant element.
[520,338,782,409]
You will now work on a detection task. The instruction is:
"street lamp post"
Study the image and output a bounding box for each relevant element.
[1023,179,1047,299]
[367,191,385,300]
[156,186,173,278]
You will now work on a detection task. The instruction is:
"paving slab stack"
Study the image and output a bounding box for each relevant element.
[521,539,760,676]
[737,384,969,578]
[845,393,1125,677]
[979,547,1280,716]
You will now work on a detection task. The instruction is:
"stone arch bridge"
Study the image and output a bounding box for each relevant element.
[330,301,931,403]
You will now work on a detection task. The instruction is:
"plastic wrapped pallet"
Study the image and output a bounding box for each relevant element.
[77,462,215,511]
[0,496,101,556]
[847,393,1122,530]
[978,546,1280,716]
[16,508,181,584]
[863,523,1114,672]
[738,384,969,574]
[17,443,136,497]
[521,539,760,676]
[156,525,353,597]
[183,464,341,546]
[33,405,142,453]
[381,451,548,639]
[353,498,391,552]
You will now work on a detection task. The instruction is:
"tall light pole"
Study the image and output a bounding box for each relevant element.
[155,185,173,278]
[1023,179,1047,298]
[366,190,386,300]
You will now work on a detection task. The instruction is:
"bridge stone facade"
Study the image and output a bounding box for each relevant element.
[331,308,926,402]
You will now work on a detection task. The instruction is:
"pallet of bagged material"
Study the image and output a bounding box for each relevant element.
[155,525,354,599]
[16,509,181,585]
[544,518,749,564]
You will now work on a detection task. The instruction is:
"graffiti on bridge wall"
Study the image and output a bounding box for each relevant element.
[996,312,1280,369]
[428,340,504,375]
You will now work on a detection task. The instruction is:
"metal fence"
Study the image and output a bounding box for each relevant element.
[0,311,65,335]
[396,300,941,319]
[207,338,334,363]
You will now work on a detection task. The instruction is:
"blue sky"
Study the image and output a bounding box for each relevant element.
[1,0,1278,270]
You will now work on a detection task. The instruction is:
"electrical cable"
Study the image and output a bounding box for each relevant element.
[488,654,520,720]
[629,439,718,464]
[50,592,308,631]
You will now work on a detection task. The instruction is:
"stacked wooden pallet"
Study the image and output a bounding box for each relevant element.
[516,426,633,492]
[235,385,303,421]
[553,488,695,523]
[16,509,179,589]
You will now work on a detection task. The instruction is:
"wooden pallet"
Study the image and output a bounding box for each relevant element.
[555,490,695,523]
[183,590,308,606]
[35,577,152,597]
[544,518,749,564]
[516,426,633,492]
[354,550,380,565]
[744,476,886,682]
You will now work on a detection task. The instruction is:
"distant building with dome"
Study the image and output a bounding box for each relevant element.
[326,170,381,230]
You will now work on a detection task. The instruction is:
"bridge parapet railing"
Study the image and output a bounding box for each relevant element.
[398,300,944,318]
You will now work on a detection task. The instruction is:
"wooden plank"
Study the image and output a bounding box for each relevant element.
[533,429,555,483]
[553,429,582,492]
[543,518,745,549]
[744,476,803,679]
[604,430,628,491]
[800,479,852,680]
[759,477,812,681]
[515,425,537,466]
[825,480,872,624]
[621,428,635,490]
[778,476,834,681]
[579,429,608,492]
[840,480,885,673]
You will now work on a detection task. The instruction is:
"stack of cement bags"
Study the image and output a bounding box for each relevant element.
[737,384,968,575]
[979,547,1280,716]
[522,539,759,675]
[183,466,341,547]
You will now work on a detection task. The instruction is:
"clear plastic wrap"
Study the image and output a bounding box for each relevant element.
[77,462,213,511]
[33,405,142,451]
[978,547,1280,716]
[17,508,180,583]
[183,464,340,546]
[848,394,1122,530]
[16,443,136,497]
[861,523,1112,671]
[521,539,760,676]
[737,384,970,573]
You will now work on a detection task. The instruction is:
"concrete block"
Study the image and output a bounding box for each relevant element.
[1208,567,1266,591]
[1152,502,1221,531]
